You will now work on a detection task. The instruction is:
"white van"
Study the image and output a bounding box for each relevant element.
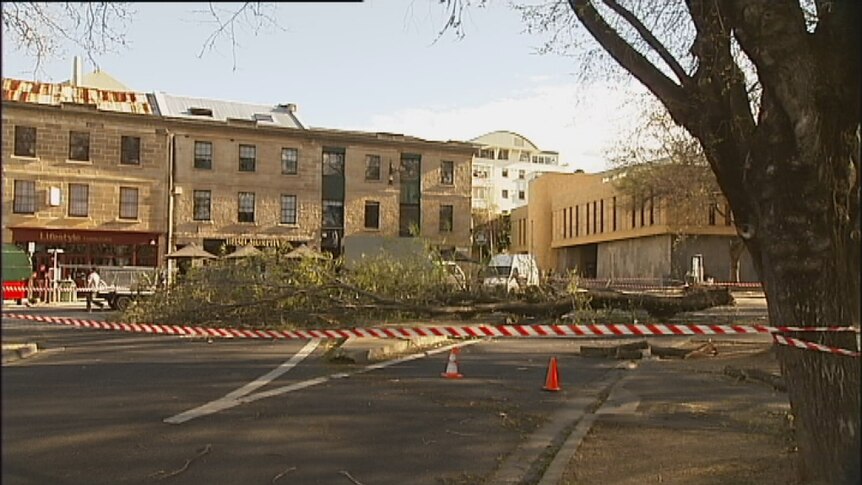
[482,254,540,293]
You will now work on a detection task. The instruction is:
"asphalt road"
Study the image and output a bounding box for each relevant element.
[2,308,627,485]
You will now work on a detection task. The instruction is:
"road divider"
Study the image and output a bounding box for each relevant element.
[2,312,858,356]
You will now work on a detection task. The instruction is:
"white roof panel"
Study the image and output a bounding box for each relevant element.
[153,92,304,129]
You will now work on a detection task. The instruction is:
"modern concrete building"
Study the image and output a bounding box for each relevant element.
[469,130,575,216]
[509,171,757,282]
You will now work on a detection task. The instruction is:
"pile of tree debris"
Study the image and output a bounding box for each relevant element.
[121,250,733,329]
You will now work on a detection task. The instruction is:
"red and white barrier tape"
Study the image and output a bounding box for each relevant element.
[772,334,860,357]
[2,286,134,294]
[2,312,858,357]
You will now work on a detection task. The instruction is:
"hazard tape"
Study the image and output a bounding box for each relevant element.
[772,334,860,357]
[2,312,858,346]
[3,286,134,293]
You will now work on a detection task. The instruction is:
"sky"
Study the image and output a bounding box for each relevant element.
[1,1,649,173]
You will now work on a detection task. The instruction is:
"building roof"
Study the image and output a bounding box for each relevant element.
[152,92,305,129]
[1,78,154,114]
[62,69,131,91]
[469,130,542,151]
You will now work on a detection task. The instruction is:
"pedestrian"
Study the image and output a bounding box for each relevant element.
[86,267,106,312]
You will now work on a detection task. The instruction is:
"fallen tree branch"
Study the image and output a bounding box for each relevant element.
[150,444,212,480]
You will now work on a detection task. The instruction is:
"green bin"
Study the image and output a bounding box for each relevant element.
[59,280,76,302]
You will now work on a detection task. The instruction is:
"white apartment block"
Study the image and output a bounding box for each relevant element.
[470,131,575,215]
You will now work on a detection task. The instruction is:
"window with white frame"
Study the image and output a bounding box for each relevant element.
[68,183,89,217]
[282,148,298,174]
[194,141,213,169]
[239,144,256,172]
[238,192,255,222]
[193,190,212,221]
[119,187,139,219]
[13,180,36,214]
[281,195,297,224]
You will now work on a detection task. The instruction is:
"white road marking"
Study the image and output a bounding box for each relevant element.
[164,338,484,424]
[164,339,321,424]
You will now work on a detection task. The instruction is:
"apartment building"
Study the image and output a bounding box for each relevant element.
[509,171,757,282]
[470,130,574,215]
[1,78,168,276]
[2,73,474,272]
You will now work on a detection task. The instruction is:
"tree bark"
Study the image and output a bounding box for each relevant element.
[570,1,860,482]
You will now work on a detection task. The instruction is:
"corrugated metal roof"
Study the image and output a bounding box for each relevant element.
[1,78,154,114]
[153,92,304,129]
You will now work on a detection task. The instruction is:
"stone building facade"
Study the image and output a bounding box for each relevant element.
[1,79,168,281]
[2,77,474,272]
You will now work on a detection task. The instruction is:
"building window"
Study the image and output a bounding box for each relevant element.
[440,160,454,185]
[194,141,213,169]
[575,205,580,236]
[478,148,494,159]
[364,201,380,229]
[498,149,509,160]
[68,183,89,217]
[518,190,525,200]
[586,202,591,235]
[600,199,605,233]
[518,169,525,180]
[239,144,256,172]
[282,148,298,174]
[280,195,297,224]
[439,205,453,232]
[724,202,732,226]
[502,168,509,178]
[365,155,381,180]
[121,136,141,165]
[69,131,90,161]
[502,189,509,199]
[708,202,717,225]
[193,190,212,221]
[323,200,344,228]
[13,180,36,214]
[14,126,36,157]
[119,187,139,219]
[519,152,529,162]
[323,150,345,176]
[238,192,255,222]
[594,200,598,234]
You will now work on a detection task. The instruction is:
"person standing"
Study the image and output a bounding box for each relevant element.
[86,267,106,312]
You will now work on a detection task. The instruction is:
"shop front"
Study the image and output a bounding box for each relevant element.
[10,228,163,276]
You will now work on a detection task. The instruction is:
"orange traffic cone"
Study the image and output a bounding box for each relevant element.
[441,348,464,379]
[543,357,561,391]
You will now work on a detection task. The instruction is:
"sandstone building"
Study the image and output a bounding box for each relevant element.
[2,74,474,275]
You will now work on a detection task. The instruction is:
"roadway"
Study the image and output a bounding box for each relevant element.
[2,308,630,485]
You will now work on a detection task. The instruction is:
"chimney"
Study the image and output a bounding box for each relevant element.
[72,56,83,87]
[278,103,297,113]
